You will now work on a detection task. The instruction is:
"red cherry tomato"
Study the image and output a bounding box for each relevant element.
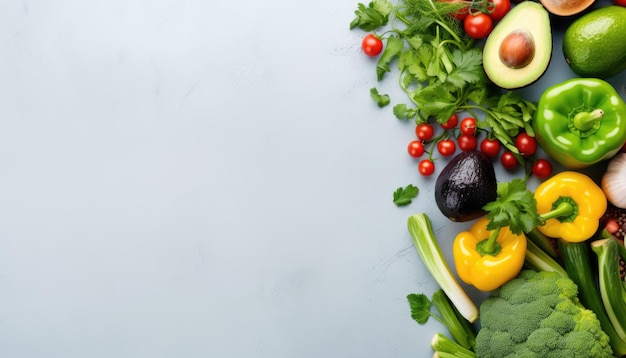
[613,0,626,6]
[480,138,501,158]
[531,159,553,179]
[458,134,478,151]
[441,114,459,130]
[416,123,435,141]
[361,34,383,57]
[515,132,537,157]
[459,117,477,135]
[487,0,511,21]
[437,139,456,156]
[500,151,518,169]
[407,140,425,158]
[464,13,494,39]
[418,159,435,176]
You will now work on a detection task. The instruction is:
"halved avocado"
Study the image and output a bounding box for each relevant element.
[482,2,552,89]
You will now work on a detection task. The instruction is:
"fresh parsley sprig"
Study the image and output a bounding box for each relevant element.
[393,184,419,206]
[350,0,393,31]
[483,178,542,235]
[477,178,543,256]
[370,88,390,107]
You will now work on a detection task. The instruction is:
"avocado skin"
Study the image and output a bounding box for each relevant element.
[563,6,626,79]
[435,150,497,222]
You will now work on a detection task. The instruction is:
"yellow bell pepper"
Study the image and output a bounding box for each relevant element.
[453,217,527,291]
[534,171,606,243]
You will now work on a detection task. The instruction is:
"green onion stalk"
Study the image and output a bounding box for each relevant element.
[408,213,479,323]
[560,236,626,356]
[592,236,626,343]
[431,333,477,358]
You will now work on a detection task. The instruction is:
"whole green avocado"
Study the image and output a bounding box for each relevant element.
[563,6,626,79]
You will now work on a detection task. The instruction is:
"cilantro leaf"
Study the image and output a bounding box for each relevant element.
[407,293,432,324]
[464,84,487,105]
[447,48,484,87]
[371,0,392,17]
[400,46,432,83]
[370,87,390,107]
[393,184,419,206]
[349,0,392,31]
[412,84,457,123]
[376,35,404,81]
[483,179,542,235]
[393,103,418,120]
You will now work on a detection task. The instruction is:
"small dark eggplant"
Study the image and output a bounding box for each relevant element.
[435,150,497,222]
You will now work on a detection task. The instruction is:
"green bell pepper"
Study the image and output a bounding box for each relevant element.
[533,78,626,169]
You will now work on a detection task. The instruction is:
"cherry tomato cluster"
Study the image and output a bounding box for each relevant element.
[408,114,480,176]
[498,132,553,179]
[407,113,553,179]
[457,0,512,40]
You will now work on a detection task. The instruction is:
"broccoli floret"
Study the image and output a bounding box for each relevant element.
[475,270,613,358]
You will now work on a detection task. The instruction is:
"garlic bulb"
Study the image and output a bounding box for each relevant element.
[601,153,626,208]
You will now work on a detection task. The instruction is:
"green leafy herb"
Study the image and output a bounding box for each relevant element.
[349,0,393,31]
[388,5,489,123]
[472,92,538,154]
[370,87,390,107]
[393,184,419,206]
[393,103,417,120]
[376,35,404,81]
[482,178,542,235]
[407,293,433,324]
[349,0,536,132]
[447,49,484,87]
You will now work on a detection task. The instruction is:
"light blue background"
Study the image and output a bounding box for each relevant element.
[0,0,624,357]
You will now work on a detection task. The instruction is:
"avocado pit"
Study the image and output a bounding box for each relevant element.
[481,1,551,89]
[499,30,535,69]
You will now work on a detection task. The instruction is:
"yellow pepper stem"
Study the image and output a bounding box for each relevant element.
[540,197,577,223]
[476,228,502,256]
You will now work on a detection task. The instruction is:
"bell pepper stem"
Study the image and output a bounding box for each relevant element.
[476,228,502,256]
[539,200,575,222]
[573,108,604,132]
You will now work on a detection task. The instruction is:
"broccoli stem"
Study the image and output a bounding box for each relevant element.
[431,289,476,350]
[431,333,477,358]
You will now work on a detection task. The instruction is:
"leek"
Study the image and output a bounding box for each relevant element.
[407,213,479,323]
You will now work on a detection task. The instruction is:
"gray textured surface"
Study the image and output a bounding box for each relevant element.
[0,0,624,357]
